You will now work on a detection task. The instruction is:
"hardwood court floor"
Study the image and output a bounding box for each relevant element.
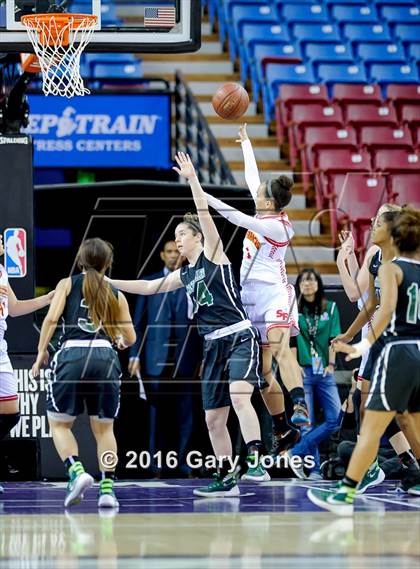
[0,479,419,568]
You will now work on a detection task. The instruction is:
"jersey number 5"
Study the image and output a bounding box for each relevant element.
[406,283,420,324]
[193,280,214,313]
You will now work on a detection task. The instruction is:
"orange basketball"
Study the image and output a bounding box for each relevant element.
[212,82,249,120]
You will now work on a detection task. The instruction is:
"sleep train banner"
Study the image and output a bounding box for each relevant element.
[24,93,171,168]
[9,355,97,478]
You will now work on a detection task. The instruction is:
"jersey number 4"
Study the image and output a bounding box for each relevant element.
[193,280,214,313]
[406,283,420,324]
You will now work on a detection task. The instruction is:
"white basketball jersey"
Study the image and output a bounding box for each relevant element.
[240,213,294,285]
[0,264,9,350]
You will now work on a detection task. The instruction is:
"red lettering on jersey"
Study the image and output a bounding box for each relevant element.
[245,230,261,250]
[276,309,289,320]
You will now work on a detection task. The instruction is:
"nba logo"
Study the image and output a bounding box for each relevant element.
[4,228,27,278]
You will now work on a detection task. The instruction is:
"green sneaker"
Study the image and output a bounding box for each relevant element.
[357,460,385,494]
[64,464,94,508]
[98,478,119,509]
[193,473,240,498]
[241,458,271,482]
[307,486,355,516]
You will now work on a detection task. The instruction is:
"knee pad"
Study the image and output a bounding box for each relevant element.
[0,413,20,440]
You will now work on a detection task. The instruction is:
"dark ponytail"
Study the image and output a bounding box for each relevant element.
[76,238,121,341]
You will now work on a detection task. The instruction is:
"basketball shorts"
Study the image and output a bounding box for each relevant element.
[201,327,267,410]
[358,336,386,383]
[0,346,17,402]
[366,339,420,413]
[241,282,299,345]
[47,345,122,422]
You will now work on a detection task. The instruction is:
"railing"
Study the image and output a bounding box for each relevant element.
[174,70,236,185]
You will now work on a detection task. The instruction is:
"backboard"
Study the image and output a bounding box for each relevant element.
[0,0,201,53]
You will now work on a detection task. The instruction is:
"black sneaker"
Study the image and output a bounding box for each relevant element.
[270,428,301,456]
[401,464,420,496]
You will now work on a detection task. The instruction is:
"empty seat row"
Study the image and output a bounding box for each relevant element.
[263,61,419,121]
[228,3,420,61]
[324,170,419,249]
[275,83,420,141]
[242,34,420,100]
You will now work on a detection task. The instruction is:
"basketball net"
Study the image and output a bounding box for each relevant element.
[21,13,97,98]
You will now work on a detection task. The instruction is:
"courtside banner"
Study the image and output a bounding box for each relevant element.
[24,93,171,168]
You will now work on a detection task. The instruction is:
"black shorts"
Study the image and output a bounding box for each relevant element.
[201,327,266,410]
[365,340,420,413]
[359,336,386,382]
[46,346,122,421]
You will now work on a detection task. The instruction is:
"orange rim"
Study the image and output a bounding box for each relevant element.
[21,13,97,46]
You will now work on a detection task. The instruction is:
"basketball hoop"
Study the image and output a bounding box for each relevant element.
[21,13,97,98]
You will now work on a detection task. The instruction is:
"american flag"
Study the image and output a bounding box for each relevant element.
[144,7,176,28]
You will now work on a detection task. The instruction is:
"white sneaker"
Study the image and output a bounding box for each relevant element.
[64,472,94,508]
[98,492,119,509]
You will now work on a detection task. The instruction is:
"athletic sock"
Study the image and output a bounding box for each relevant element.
[290,388,306,406]
[100,472,115,494]
[272,412,292,435]
[340,475,358,490]
[217,458,234,480]
[64,455,84,478]
[399,450,418,469]
[246,440,264,465]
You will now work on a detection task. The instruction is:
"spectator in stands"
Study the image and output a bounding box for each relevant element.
[289,268,342,478]
[128,240,200,477]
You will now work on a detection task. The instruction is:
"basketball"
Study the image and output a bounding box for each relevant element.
[212,82,249,120]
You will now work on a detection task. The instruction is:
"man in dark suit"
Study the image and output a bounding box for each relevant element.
[128,240,201,476]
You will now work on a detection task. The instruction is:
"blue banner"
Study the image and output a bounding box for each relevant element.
[25,93,171,168]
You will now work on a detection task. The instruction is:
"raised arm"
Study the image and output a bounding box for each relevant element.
[336,231,379,302]
[110,269,183,296]
[237,124,261,203]
[206,192,293,243]
[173,152,229,264]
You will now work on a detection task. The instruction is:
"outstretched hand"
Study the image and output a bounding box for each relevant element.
[173,152,196,180]
[235,123,248,143]
[338,230,355,260]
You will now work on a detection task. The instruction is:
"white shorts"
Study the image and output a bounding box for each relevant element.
[0,350,17,402]
[241,282,300,345]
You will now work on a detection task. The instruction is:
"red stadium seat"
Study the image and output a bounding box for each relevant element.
[400,104,420,126]
[344,103,399,128]
[300,126,358,193]
[275,84,329,144]
[331,172,389,249]
[389,173,420,207]
[386,84,420,117]
[387,84,420,105]
[332,83,382,106]
[315,148,372,209]
[413,125,420,146]
[359,125,413,149]
[287,103,344,168]
[373,148,420,172]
